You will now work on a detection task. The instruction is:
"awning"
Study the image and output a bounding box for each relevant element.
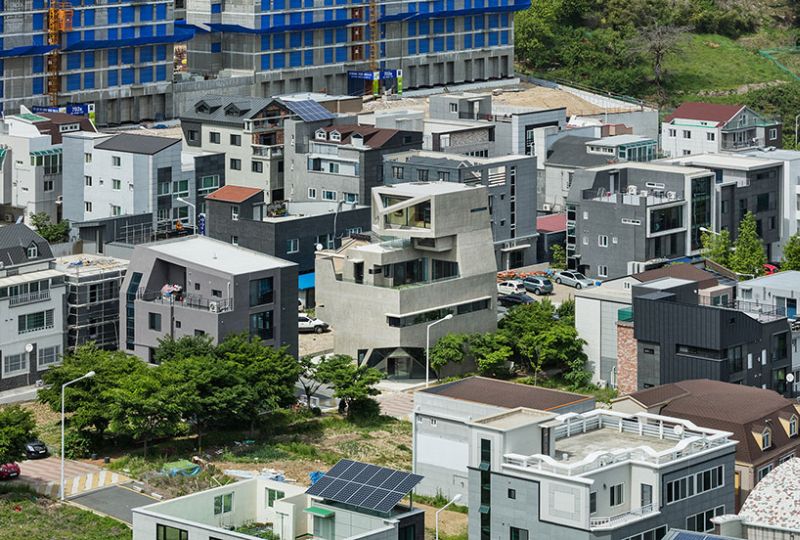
[500,243,531,253]
[304,506,335,518]
[298,272,315,291]
[30,148,63,157]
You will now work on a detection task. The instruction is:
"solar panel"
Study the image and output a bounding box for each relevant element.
[283,99,336,122]
[305,459,423,514]
[670,532,711,540]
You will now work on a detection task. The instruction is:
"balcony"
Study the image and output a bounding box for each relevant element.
[252,144,283,160]
[590,505,657,530]
[136,289,233,313]
[9,289,51,307]
[582,189,683,206]
[243,117,283,133]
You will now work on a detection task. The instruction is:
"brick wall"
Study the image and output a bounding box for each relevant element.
[616,321,638,395]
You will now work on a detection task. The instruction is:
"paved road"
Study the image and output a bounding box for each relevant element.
[70,484,157,523]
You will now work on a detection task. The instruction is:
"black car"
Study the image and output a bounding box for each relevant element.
[498,293,534,307]
[25,440,48,459]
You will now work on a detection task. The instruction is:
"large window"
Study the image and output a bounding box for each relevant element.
[250,311,274,340]
[198,175,220,194]
[382,196,431,229]
[432,259,459,281]
[510,527,528,540]
[213,492,233,515]
[686,506,724,533]
[757,464,773,481]
[691,176,712,250]
[267,488,285,507]
[148,312,162,331]
[156,524,188,540]
[623,525,668,540]
[37,346,60,369]
[18,310,54,334]
[666,465,724,504]
[2,353,28,378]
[249,278,274,307]
[610,483,624,507]
[650,206,683,233]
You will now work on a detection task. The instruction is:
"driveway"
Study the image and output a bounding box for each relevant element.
[16,456,130,498]
[70,484,158,523]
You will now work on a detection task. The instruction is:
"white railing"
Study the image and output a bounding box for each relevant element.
[9,289,51,306]
[589,504,656,529]
[252,144,283,159]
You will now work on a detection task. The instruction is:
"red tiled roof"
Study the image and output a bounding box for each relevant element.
[536,213,567,233]
[664,102,744,126]
[205,185,263,203]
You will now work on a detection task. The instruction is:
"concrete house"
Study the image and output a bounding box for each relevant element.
[315,182,497,378]
[119,235,298,362]
[661,103,781,158]
[566,163,716,279]
[383,149,537,269]
[0,224,66,393]
[613,380,800,509]
[467,407,736,540]
[413,376,594,505]
[0,111,96,224]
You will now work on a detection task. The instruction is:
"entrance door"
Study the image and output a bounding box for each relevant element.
[387,356,412,379]
[788,298,797,319]
[641,484,653,509]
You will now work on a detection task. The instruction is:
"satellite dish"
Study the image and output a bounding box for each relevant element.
[25,343,34,353]
[787,373,796,383]
[315,243,324,251]
[673,425,685,436]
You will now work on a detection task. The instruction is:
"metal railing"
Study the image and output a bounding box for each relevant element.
[252,144,283,159]
[136,289,233,313]
[589,505,656,529]
[9,289,52,306]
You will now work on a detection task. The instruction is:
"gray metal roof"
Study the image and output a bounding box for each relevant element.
[740,271,800,290]
[95,133,180,155]
[0,224,54,268]
[546,136,614,168]
[180,95,333,126]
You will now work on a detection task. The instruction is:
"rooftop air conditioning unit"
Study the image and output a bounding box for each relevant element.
[209,301,219,313]
[639,190,648,198]
[627,185,638,195]
[542,203,552,212]
[666,191,677,200]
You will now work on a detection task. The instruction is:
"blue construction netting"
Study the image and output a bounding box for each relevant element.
[0,45,58,58]
[206,18,356,34]
[63,27,195,52]
[380,0,530,22]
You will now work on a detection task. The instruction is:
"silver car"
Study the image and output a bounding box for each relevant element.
[554,271,594,289]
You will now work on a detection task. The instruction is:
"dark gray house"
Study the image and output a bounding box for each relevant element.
[383,149,538,269]
[119,235,298,362]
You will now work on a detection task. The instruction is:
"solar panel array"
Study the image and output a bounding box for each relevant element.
[306,459,423,513]
[670,532,714,540]
[284,99,335,122]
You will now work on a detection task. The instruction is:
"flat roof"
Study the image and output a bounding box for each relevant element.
[588,161,712,176]
[145,236,294,274]
[95,133,180,155]
[55,254,128,276]
[589,134,655,146]
[420,376,593,411]
[473,408,555,430]
[640,277,695,290]
[262,201,366,222]
[667,153,781,171]
[575,283,632,302]
[739,270,800,290]
[0,269,63,287]
[555,427,676,464]
[387,148,525,166]
[377,181,480,197]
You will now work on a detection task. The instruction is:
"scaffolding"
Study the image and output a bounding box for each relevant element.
[46,1,73,106]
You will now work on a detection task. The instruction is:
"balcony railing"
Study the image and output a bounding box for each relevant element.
[9,289,51,307]
[590,505,656,530]
[136,289,233,313]
[252,144,284,159]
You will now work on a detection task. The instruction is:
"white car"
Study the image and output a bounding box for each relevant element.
[554,270,595,289]
[497,280,526,295]
[299,315,329,334]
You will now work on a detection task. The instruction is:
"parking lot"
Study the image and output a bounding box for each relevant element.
[70,484,158,523]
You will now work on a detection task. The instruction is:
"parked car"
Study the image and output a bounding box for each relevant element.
[0,462,20,480]
[498,293,535,307]
[554,271,594,289]
[24,440,48,459]
[764,263,779,275]
[523,276,554,295]
[299,315,329,334]
[497,280,526,295]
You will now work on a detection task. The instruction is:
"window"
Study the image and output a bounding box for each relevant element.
[666,465,724,504]
[598,265,608,277]
[211,289,222,298]
[230,158,242,170]
[112,205,122,216]
[188,130,199,142]
[287,238,299,254]
[84,176,93,187]
[37,345,60,368]
[112,156,121,167]
[508,488,516,499]
[328,162,340,174]
[148,312,162,331]
[210,131,221,144]
[598,235,609,247]
[762,427,772,450]
[249,278,274,306]
[198,175,220,194]
[480,438,491,464]
[779,453,795,465]
[589,492,597,514]
[44,179,54,191]
[252,161,263,173]
[757,464,773,482]
[449,103,458,113]
[172,180,189,196]
[707,132,716,142]
[230,134,241,146]
[392,166,404,180]
[683,149,692,156]
[213,493,233,514]
[322,190,336,201]
[267,488,285,507]
[231,205,239,221]
[18,310,54,334]
[683,130,691,139]
[156,524,188,540]
[250,311,274,340]
[610,483,624,507]
[112,179,121,190]
[27,244,39,258]
[510,527,528,540]
[2,353,28,377]
[668,129,676,137]
[84,201,93,213]
[790,415,798,437]
[622,526,668,540]
[343,192,358,204]
[686,506,724,533]
[438,171,450,181]
[84,153,92,163]
[769,128,778,140]
[231,236,239,246]
[417,169,429,181]
[308,188,317,199]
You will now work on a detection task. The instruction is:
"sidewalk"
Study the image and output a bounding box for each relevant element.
[0,384,38,405]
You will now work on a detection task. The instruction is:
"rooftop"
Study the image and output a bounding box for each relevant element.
[318,125,403,149]
[639,277,695,291]
[739,457,800,531]
[378,180,482,197]
[739,270,800,290]
[473,408,555,430]
[589,134,656,146]
[205,185,263,204]
[420,376,593,411]
[536,213,567,233]
[632,264,720,287]
[262,201,365,222]
[95,133,180,155]
[664,102,744,125]
[55,254,128,277]
[665,153,782,171]
[546,136,614,168]
[386,148,524,167]
[145,236,294,274]
[587,161,712,176]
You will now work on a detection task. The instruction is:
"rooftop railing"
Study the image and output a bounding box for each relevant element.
[589,504,656,530]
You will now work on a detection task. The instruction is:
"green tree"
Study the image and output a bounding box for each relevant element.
[498,299,557,349]
[0,405,37,463]
[298,355,326,410]
[106,368,185,457]
[701,228,731,267]
[730,212,766,278]
[781,232,800,271]
[550,244,566,269]
[518,333,543,385]
[556,298,576,326]
[428,333,468,379]
[29,212,70,243]
[316,355,383,417]
[531,324,591,388]
[154,334,215,364]
[469,333,513,378]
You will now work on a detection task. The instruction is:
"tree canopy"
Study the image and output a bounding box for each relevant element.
[730,212,766,278]
[29,212,70,244]
[781,232,800,271]
[0,405,36,463]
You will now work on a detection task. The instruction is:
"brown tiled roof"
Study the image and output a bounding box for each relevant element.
[628,380,800,465]
[34,112,96,144]
[633,264,719,289]
[664,102,744,126]
[205,185,263,203]
[536,213,567,233]
[421,376,593,411]
[321,125,401,149]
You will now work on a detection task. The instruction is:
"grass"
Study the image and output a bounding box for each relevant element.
[412,493,469,514]
[0,487,131,540]
[515,375,619,405]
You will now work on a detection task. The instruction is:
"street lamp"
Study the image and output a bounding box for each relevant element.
[426,313,453,388]
[61,370,96,500]
[794,113,800,148]
[176,196,196,235]
[435,493,462,540]
[699,226,720,236]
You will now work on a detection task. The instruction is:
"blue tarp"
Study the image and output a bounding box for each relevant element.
[299,272,315,291]
[0,45,58,58]
[380,0,530,22]
[206,19,356,34]
[63,28,195,52]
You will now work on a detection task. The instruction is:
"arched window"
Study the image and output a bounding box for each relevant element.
[762,427,772,450]
[27,243,38,259]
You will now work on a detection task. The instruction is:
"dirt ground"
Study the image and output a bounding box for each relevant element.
[298,329,335,357]
[415,502,469,539]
